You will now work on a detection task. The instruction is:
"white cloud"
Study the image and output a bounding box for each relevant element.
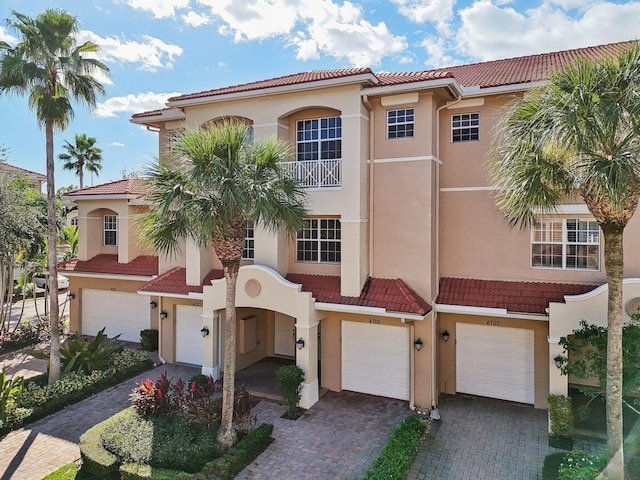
[198,0,407,66]
[218,61,227,67]
[79,31,183,72]
[420,35,457,68]
[108,142,125,147]
[391,0,455,34]
[94,91,182,118]
[0,26,18,44]
[182,11,210,27]
[126,0,190,19]
[455,1,640,62]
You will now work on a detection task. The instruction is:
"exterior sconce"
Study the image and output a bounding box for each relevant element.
[150,300,157,309]
[441,330,450,342]
[160,310,168,320]
[296,338,305,350]
[414,338,423,351]
[200,326,210,337]
[68,292,75,300]
[554,355,564,369]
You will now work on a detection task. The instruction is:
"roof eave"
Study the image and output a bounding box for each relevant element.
[130,109,185,126]
[167,73,380,108]
[64,194,143,201]
[362,77,464,97]
[315,301,429,320]
[459,80,548,98]
[434,303,549,320]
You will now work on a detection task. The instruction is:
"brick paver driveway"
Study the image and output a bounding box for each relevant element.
[407,394,604,480]
[236,391,408,480]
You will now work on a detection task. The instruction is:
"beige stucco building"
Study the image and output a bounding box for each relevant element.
[61,40,640,411]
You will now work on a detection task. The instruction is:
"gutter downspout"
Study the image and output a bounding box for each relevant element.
[362,95,375,278]
[157,298,167,364]
[431,95,462,419]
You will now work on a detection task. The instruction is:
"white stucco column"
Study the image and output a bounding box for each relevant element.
[201,310,221,380]
[296,321,319,409]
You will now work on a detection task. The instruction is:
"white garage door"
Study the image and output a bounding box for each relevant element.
[342,321,410,401]
[82,289,150,343]
[176,305,203,366]
[456,323,535,404]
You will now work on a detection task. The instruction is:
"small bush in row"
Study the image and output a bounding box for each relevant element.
[139,330,158,352]
[359,414,428,480]
[543,450,606,480]
[0,321,55,355]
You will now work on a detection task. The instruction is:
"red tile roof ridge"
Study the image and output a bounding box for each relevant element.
[168,68,375,102]
[65,178,146,197]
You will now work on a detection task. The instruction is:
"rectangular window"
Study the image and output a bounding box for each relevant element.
[296,218,341,263]
[70,217,78,226]
[531,218,599,270]
[451,113,479,142]
[296,117,342,161]
[104,215,117,246]
[243,221,254,260]
[387,108,414,139]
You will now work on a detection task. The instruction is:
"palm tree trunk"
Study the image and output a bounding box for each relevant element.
[217,259,239,449]
[46,122,61,385]
[602,225,625,477]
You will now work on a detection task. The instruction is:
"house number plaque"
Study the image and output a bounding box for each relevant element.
[486,320,499,326]
[369,319,380,324]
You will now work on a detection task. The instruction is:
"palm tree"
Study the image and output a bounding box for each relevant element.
[489,43,640,477]
[59,133,103,188]
[0,9,109,384]
[140,120,308,448]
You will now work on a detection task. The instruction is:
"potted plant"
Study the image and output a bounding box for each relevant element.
[547,394,574,450]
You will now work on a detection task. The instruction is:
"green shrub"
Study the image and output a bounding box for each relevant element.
[542,452,566,480]
[548,394,574,437]
[80,417,120,480]
[0,348,152,436]
[360,415,428,480]
[188,374,210,388]
[557,450,606,480]
[61,328,124,374]
[0,368,23,424]
[276,364,305,417]
[140,330,158,352]
[0,321,47,354]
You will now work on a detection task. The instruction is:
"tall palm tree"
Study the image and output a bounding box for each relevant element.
[0,9,109,384]
[140,120,308,448]
[59,133,103,188]
[489,43,640,477]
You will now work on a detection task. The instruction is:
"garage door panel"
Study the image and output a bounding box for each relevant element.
[176,306,203,366]
[82,289,149,343]
[342,322,409,401]
[456,323,534,404]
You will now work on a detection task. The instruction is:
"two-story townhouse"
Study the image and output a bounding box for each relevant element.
[61,40,640,412]
[1,163,46,192]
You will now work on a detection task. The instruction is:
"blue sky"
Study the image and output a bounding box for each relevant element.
[1,0,639,189]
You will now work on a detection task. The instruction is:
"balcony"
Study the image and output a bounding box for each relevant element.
[282,159,341,188]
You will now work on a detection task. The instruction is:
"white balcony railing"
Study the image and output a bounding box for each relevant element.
[282,159,341,188]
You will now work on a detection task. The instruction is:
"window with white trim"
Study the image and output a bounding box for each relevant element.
[104,215,118,246]
[387,108,414,139]
[70,217,78,226]
[296,218,341,263]
[451,113,479,142]
[242,221,254,260]
[296,117,341,161]
[531,218,599,270]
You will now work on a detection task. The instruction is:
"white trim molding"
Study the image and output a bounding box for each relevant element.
[373,155,438,164]
[315,302,428,321]
[440,186,498,192]
[435,303,549,321]
[341,113,370,122]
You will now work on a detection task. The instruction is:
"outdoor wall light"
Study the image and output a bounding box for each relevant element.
[554,355,564,369]
[441,330,450,342]
[68,292,75,300]
[160,310,168,320]
[200,326,210,338]
[414,338,423,351]
[296,338,305,350]
[150,300,157,309]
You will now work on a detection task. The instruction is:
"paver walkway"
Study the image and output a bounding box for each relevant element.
[407,394,604,480]
[236,391,408,480]
[0,363,198,480]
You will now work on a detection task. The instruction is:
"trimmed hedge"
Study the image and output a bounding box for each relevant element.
[359,414,428,480]
[139,330,158,352]
[0,349,153,437]
[81,413,274,480]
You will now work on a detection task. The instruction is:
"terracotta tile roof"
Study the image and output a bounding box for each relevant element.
[131,107,184,119]
[64,178,146,197]
[419,41,636,89]
[168,68,375,102]
[437,277,599,315]
[286,274,431,315]
[131,42,635,122]
[58,254,158,277]
[139,267,223,295]
[1,163,46,180]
